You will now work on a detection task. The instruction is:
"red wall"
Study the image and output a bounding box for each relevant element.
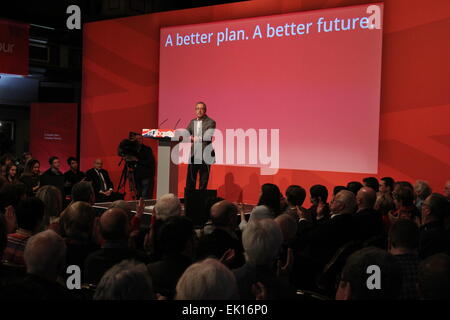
[81,0,450,203]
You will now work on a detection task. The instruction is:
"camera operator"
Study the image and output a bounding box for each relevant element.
[129,133,155,200]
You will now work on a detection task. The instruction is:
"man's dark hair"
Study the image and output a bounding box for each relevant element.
[257,183,281,214]
[333,186,347,196]
[15,197,45,231]
[67,157,78,166]
[427,193,449,221]
[418,253,450,300]
[363,177,379,193]
[347,181,363,195]
[48,156,59,166]
[310,184,328,203]
[341,247,402,300]
[285,185,306,207]
[381,177,395,190]
[395,181,414,190]
[393,186,415,207]
[157,216,194,255]
[389,219,419,250]
[196,101,207,110]
[72,181,95,203]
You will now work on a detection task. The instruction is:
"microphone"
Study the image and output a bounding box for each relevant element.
[158,118,168,127]
[173,118,181,129]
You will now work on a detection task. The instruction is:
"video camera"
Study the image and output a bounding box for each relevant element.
[117,132,140,168]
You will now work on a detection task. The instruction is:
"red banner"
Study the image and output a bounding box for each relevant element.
[0,19,29,75]
[30,103,78,172]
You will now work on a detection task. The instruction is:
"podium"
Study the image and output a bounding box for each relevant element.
[142,129,178,199]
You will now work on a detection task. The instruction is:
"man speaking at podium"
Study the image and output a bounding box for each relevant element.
[185,101,216,190]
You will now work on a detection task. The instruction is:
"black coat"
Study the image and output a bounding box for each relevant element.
[40,169,65,196]
[85,168,114,195]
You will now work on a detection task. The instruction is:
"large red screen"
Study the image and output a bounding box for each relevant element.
[159,4,383,174]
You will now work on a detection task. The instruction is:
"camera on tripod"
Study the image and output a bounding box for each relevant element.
[118,132,140,168]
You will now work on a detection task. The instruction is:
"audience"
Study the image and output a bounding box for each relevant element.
[307,184,330,223]
[335,247,402,300]
[40,156,65,197]
[84,207,149,285]
[346,181,363,195]
[375,176,396,216]
[284,185,306,221]
[353,186,383,242]
[94,259,154,300]
[363,177,380,193]
[71,181,95,205]
[64,157,86,197]
[3,163,18,184]
[86,159,122,202]
[148,216,194,299]
[388,219,420,300]
[2,197,44,266]
[35,185,63,232]
[176,258,238,300]
[247,183,282,222]
[414,180,432,212]
[19,159,40,196]
[417,253,450,300]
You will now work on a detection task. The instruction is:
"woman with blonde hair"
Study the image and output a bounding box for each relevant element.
[35,185,63,232]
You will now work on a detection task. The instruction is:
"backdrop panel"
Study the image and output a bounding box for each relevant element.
[0,19,29,76]
[81,0,450,203]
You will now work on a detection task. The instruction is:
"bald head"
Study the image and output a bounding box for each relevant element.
[356,187,377,210]
[100,208,129,242]
[332,190,357,215]
[211,200,238,228]
[275,214,297,243]
[94,158,103,170]
[24,230,66,280]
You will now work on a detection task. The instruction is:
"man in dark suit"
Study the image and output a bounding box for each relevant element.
[85,158,122,202]
[353,186,384,242]
[185,101,216,190]
[63,157,86,197]
[40,156,65,197]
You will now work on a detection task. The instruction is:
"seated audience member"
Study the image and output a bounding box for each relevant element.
[417,253,450,300]
[84,208,149,285]
[233,219,296,300]
[0,154,14,177]
[176,258,238,300]
[148,216,195,299]
[16,152,32,177]
[64,157,86,197]
[40,156,65,197]
[388,219,420,300]
[86,158,123,202]
[389,185,421,227]
[375,177,396,216]
[307,184,330,223]
[246,184,282,225]
[353,187,383,242]
[414,180,432,212]
[283,185,307,221]
[3,163,19,184]
[71,181,95,204]
[61,201,99,273]
[333,186,347,196]
[335,247,402,300]
[2,198,44,266]
[346,181,363,195]
[0,230,73,300]
[419,193,450,259]
[19,159,40,196]
[363,177,380,193]
[94,260,155,300]
[35,185,63,232]
[197,200,244,269]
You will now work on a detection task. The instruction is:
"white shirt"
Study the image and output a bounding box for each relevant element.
[195,120,203,139]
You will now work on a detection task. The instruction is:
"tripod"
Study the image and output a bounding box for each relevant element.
[117,158,137,200]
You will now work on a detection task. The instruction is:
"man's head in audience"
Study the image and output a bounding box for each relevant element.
[94,260,155,300]
[336,247,402,300]
[274,214,297,244]
[24,230,66,281]
[72,181,95,204]
[99,208,130,243]
[154,193,181,221]
[94,159,103,170]
[309,184,328,206]
[414,180,432,201]
[63,201,95,241]
[388,219,419,255]
[363,177,379,193]
[330,190,357,215]
[421,193,448,225]
[393,185,415,209]
[242,219,283,267]
[110,200,132,218]
[49,156,60,171]
[158,215,195,258]
[16,197,45,234]
[347,181,363,195]
[176,258,238,300]
[380,177,395,195]
[210,200,238,231]
[356,187,377,211]
[418,253,450,300]
[285,185,306,208]
[67,157,79,172]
